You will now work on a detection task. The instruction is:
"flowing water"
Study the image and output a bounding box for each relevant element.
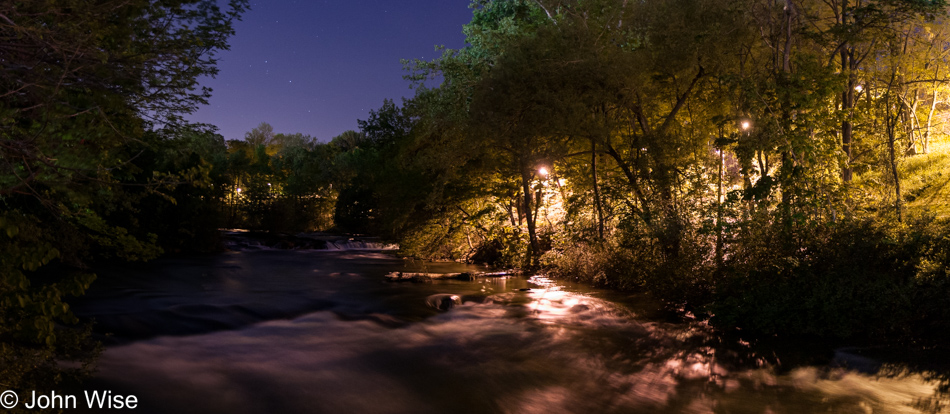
[71,246,950,413]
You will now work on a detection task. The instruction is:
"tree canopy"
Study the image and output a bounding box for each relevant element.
[330,0,950,341]
[0,0,248,392]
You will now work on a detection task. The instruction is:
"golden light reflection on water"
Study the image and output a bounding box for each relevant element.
[84,255,950,414]
[521,275,619,324]
[504,275,950,414]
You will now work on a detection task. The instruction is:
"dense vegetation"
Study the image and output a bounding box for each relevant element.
[6,0,950,397]
[322,0,950,345]
[0,0,249,398]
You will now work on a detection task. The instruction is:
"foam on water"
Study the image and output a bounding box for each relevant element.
[76,249,950,414]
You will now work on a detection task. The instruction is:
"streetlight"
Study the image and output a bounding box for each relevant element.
[741,120,751,131]
[538,167,549,177]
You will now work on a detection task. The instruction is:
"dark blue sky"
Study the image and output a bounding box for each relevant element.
[187,1,473,142]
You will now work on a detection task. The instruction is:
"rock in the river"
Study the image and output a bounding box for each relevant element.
[569,304,591,313]
[426,294,462,311]
[385,270,518,282]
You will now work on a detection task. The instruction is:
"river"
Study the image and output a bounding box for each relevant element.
[70,243,949,413]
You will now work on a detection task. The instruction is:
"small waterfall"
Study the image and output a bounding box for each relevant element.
[221,230,399,251]
[324,239,398,250]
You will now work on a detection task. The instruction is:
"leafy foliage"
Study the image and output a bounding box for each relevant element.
[0,0,248,393]
[338,0,950,342]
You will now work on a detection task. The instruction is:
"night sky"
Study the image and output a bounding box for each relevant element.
[187,1,474,142]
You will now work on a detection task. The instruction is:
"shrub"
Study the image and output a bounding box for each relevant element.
[710,215,950,341]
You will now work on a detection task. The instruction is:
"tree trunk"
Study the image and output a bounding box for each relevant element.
[654,165,682,259]
[592,138,604,239]
[715,136,724,266]
[887,121,903,223]
[757,150,766,177]
[925,86,938,154]
[783,0,795,73]
[521,168,540,268]
[884,75,904,223]
[841,66,855,182]
[780,0,795,226]
[903,88,920,155]
[839,0,855,183]
[604,143,651,221]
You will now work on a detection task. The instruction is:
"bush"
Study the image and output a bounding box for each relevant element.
[542,239,645,289]
[541,210,950,343]
[542,220,714,301]
[710,215,950,341]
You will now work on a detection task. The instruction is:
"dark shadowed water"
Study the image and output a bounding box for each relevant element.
[70,247,949,413]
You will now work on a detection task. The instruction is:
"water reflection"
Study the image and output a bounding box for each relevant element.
[76,250,950,413]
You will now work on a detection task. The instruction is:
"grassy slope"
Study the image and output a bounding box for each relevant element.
[852,136,950,219]
[903,138,950,218]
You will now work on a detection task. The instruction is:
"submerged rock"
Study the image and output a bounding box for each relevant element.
[426,294,462,311]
